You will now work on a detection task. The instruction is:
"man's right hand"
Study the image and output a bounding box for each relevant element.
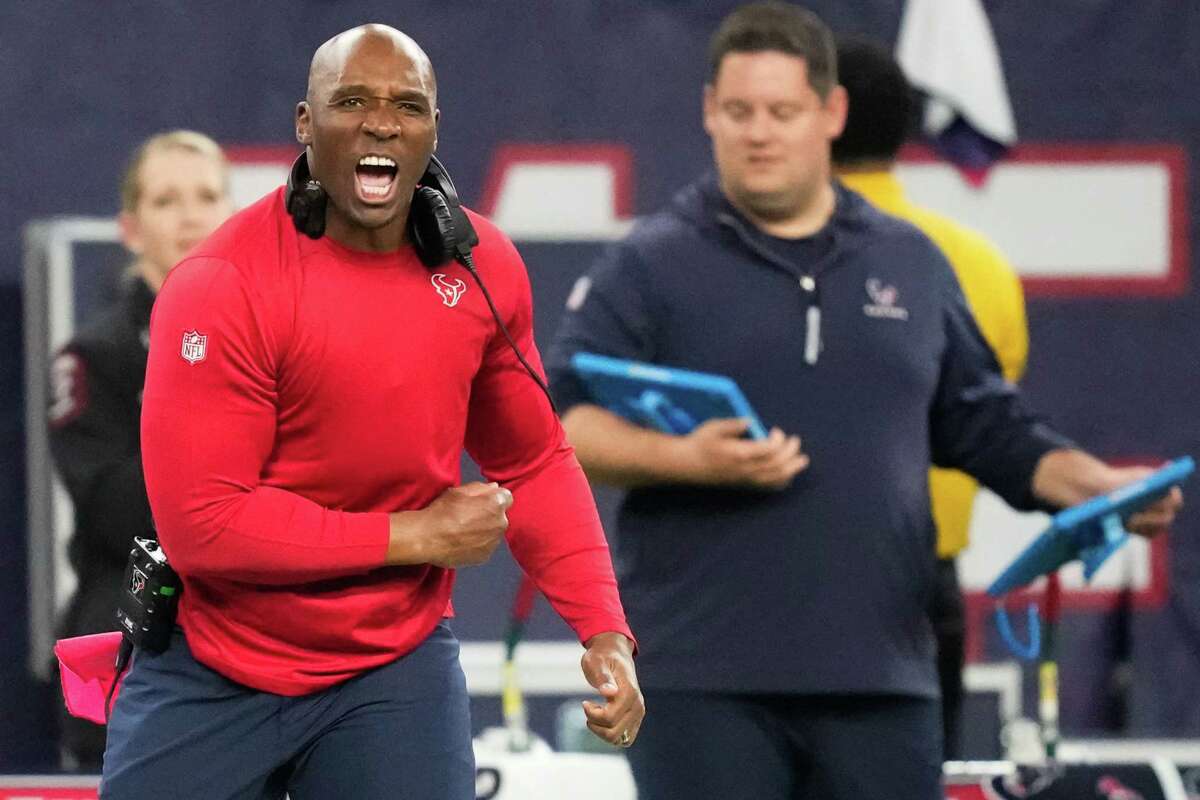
[386,482,513,567]
[675,418,809,490]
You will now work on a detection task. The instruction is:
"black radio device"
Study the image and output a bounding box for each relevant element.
[115,536,181,654]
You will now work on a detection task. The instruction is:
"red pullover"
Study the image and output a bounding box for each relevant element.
[141,188,631,695]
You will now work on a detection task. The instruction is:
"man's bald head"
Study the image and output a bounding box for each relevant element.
[307,24,437,105]
[294,22,441,250]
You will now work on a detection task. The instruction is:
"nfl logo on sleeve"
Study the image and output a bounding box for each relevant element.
[180,330,208,364]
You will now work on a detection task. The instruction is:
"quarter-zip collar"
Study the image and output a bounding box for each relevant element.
[670,172,875,279]
[669,174,876,365]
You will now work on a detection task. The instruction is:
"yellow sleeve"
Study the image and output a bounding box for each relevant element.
[976,238,1028,383]
[941,228,1028,384]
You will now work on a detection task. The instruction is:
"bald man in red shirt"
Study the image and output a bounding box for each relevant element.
[101,24,642,800]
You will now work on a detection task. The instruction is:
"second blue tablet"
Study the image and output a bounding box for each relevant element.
[987,456,1194,597]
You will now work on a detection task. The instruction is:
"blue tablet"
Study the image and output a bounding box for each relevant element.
[570,352,768,440]
[987,456,1194,597]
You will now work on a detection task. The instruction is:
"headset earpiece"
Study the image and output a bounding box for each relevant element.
[408,155,479,268]
[409,186,458,268]
[285,152,327,239]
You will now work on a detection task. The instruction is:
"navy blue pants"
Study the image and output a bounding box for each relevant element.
[100,622,473,800]
[626,691,942,800]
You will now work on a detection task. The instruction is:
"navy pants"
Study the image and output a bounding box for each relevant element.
[626,691,942,800]
[100,622,473,800]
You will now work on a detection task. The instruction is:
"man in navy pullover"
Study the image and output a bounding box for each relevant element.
[545,4,1181,799]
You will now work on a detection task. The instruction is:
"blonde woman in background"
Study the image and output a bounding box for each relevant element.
[47,130,232,769]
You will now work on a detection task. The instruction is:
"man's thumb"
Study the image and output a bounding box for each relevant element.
[586,659,617,693]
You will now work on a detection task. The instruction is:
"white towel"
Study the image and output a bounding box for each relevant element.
[896,0,1017,147]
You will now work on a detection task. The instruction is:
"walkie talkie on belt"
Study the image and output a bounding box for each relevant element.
[116,536,182,654]
[104,534,182,720]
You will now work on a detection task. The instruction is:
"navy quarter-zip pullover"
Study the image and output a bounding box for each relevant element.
[546,174,1069,696]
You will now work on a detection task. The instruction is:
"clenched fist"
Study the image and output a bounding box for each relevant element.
[387,482,514,568]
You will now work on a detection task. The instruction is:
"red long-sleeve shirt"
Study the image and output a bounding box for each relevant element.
[141,188,631,695]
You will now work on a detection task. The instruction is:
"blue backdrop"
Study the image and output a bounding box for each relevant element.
[2,0,1198,768]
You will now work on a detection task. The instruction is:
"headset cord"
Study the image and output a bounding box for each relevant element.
[457,254,558,415]
[105,637,135,723]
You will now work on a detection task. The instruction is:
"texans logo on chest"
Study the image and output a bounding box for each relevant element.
[431,273,468,307]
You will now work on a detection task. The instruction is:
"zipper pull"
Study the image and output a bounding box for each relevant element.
[800,275,821,365]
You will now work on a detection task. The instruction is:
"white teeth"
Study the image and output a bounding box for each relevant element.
[362,185,389,196]
[358,155,396,168]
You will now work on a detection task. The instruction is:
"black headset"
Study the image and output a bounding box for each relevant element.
[285,150,480,268]
[284,149,555,410]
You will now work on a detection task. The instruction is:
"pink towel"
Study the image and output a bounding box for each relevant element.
[54,632,124,724]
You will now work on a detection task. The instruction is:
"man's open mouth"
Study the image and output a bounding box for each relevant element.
[354,155,399,204]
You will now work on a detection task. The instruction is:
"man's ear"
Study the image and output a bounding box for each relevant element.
[702,84,716,137]
[296,101,312,145]
[823,85,849,139]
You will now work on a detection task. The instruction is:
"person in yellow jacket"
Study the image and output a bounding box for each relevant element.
[833,38,1028,761]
